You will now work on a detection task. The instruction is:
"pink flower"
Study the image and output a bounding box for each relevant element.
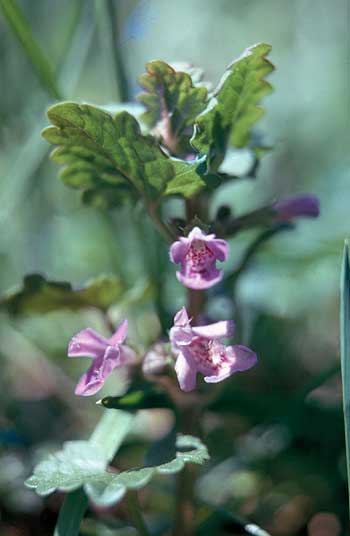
[170,308,257,392]
[169,227,229,289]
[273,194,320,221]
[68,320,136,396]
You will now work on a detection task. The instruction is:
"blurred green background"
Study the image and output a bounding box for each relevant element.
[0,0,348,534]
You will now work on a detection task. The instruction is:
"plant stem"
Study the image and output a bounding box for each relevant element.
[225,223,293,292]
[125,491,151,536]
[145,200,175,243]
[172,196,207,536]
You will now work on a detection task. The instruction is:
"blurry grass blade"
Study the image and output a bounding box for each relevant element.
[0,2,95,225]
[94,0,130,101]
[53,488,88,536]
[341,240,350,511]
[0,0,61,99]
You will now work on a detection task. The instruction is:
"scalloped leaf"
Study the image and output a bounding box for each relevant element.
[26,434,209,506]
[1,274,124,315]
[138,61,208,153]
[192,43,274,164]
[44,102,206,201]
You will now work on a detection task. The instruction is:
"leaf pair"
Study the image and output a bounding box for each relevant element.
[26,429,209,506]
[43,44,274,207]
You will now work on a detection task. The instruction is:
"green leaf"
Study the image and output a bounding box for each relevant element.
[53,488,88,536]
[138,61,208,153]
[0,0,61,99]
[164,155,206,197]
[26,434,209,506]
[44,102,206,201]
[341,241,350,512]
[192,43,274,166]
[1,273,124,315]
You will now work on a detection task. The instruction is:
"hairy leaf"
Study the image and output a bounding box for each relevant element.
[138,61,208,153]
[26,434,209,506]
[44,102,206,201]
[1,274,124,315]
[192,43,274,167]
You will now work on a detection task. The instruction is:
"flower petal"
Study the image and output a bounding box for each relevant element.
[175,352,197,392]
[170,239,189,264]
[227,345,257,371]
[204,345,257,384]
[108,319,128,345]
[176,267,223,290]
[74,346,121,396]
[206,238,229,262]
[187,226,207,241]
[68,328,108,359]
[174,307,189,326]
[192,320,235,339]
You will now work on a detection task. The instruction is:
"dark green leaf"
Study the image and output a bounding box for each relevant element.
[99,388,172,411]
[192,43,274,166]
[26,433,209,506]
[341,241,350,512]
[44,102,206,201]
[1,273,124,315]
[138,60,208,153]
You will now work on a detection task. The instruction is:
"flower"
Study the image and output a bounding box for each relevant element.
[170,307,257,392]
[273,194,320,221]
[68,320,136,396]
[169,227,229,289]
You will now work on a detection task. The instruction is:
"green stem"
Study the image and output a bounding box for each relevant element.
[145,200,175,243]
[125,491,151,536]
[225,223,293,292]
[53,488,88,536]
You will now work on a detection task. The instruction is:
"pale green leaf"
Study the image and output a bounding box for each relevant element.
[26,434,209,506]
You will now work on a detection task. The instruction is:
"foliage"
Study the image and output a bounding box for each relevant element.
[26,431,209,506]
[43,103,206,204]
[1,273,124,314]
[192,43,274,168]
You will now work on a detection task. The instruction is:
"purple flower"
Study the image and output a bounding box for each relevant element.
[273,194,320,221]
[68,320,136,396]
[170,307,257,392]
[169,227,229,290]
